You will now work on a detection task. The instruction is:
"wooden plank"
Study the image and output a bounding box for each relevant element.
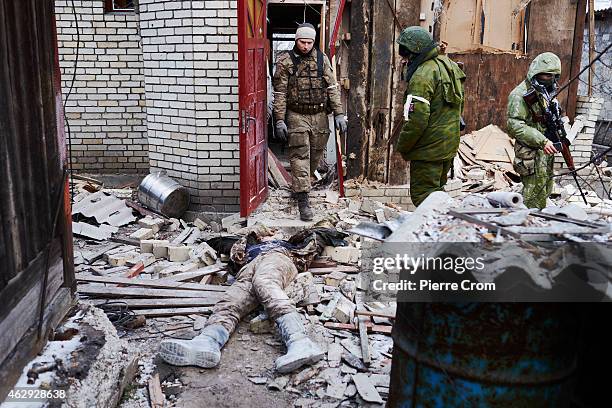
[346,0,370,179]
[324,321,392,335]
[267,148,291,187]
[171,227,194,245]
[566,0,587,118]
[76,274,226,292]
[160,265,224,282]
[308,265,359,275]
[83,243,121,264]
[355,310,396,320]
[366,0,395,182]
[148,373,165,408]
[358,316,371,365]
[124,262,144,279]
[77,285,225,298]
[136,307,213,317]
[387,0,421,185]
[92,297,220,308]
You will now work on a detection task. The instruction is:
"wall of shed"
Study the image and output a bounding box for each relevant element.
[346,0,586,183]
[0,0,74,400]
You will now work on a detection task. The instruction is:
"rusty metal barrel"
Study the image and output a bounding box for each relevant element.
[387,303,581,407]
[138,172,190,218]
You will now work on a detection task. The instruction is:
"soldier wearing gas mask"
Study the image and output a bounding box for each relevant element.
[507,52,562,208]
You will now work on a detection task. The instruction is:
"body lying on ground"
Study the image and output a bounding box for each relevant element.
[159,224,347,374]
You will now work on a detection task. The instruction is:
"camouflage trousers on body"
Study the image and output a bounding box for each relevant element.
[410,159,453,207]
[287,109,330,193]
[205,250,299,334]
[521,154,554,209]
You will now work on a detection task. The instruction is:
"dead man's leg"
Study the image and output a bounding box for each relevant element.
[251,252,324,373]
[159,266,258,368]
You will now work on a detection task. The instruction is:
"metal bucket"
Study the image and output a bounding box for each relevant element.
[137,172,190,218]
[387,303,581,407]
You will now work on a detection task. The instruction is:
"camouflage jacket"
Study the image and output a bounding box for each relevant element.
[396,47,466,162]
[507,52,561,176]
[272,48,343,119]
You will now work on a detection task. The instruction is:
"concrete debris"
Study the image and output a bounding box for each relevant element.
[322,246,360,264]
[332,294,356,324]
[129,227,154,241]
[352,373,384,404]
[138,216,165,233]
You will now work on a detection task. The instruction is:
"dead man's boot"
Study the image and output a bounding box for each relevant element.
[296,192,313,221]
[275,312,324,373]
[159,324,229,368]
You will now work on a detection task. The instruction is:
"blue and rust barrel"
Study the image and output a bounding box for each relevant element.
[387,303,581,407]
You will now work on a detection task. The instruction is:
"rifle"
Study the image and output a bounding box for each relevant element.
[523,81,588,205]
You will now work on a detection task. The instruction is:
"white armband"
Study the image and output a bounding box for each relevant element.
[403,94,430,120]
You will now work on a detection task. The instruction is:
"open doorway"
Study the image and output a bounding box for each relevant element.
[266,0,327,177]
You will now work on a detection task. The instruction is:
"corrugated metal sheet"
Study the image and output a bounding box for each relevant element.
[72,191,137,227]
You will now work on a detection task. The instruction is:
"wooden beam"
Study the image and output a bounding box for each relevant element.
[358,316,371,364]
[148,373,165,408]
[76,274,226,292]
[566,0,588,118]
[387,0,421,185]
[324,321,392,334]
[136,307,213,317]
[77,285,225,299]
[346,0,371,179]
[355,309,396,320]
[92,297,220,308]
[162,265,225,282]
[308,265,359,275]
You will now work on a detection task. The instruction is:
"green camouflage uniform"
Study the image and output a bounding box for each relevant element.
[396,47,466,207]
[507,53,561,209]
[273,49,343,193]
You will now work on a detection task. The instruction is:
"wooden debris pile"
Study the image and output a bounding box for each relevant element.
[456,125,521,193]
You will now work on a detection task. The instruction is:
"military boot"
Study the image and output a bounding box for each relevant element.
[159,324,229,368]
[275,312,324,373]
[296,192,313,221]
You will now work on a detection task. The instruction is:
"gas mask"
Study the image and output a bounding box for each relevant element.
[536,74,560,93]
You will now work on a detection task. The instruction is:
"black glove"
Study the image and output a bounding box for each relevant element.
[334,114,347,134]
[275,120,288,142]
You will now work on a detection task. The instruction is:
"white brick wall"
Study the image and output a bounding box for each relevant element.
[139,0,240,212]
[554,95,604,175]
[55,0,148,173]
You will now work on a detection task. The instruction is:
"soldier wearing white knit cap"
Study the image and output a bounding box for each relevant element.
[273,23,346,221]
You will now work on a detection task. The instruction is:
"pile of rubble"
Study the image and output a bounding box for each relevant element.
[68,177,404,406]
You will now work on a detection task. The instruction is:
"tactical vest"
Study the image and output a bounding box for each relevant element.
[286,49,327,114]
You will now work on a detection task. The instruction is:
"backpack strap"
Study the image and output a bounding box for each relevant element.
[317,48,324,78]
[287,50,300,70]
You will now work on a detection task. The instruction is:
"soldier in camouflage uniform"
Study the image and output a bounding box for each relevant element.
[395,26,466,207]
[273,23,346,221]
[507,52,562,209]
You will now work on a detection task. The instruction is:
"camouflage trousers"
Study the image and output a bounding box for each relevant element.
[205,250,298,334]
[409,159,453,207]
[521,154,554,209]
[287,109,330,193]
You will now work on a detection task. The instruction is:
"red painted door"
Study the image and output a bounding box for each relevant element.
[239,0,268,217]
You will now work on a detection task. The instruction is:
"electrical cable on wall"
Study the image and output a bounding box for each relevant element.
[63,0,81,202]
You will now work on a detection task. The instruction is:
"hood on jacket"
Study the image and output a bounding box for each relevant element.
[527,52,561,82]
